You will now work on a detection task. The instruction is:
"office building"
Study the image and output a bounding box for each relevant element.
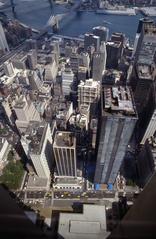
[92,51,106,82]
[93,26,109,42]
[50,40,60,57]
[65,45,73,57]
[78,79,100,107]
[102,69,122,85]
[94,86,137,185]
[45,59,58,82]
[111,32,125,47]
[14,95,41,133]
[58,204,109,239]
[62,68,74,96]
[133,18,154,58]
[80,52,90,74]
[106,41,122,69]
[3,61,14,77]
[78,66,87,82]
[0,21,9,52]
[21,122,53,179]
[141,109,156,144]
[28,70,43,91]
[12,52,27,70]
[0,137,11,172]
[53,131,77,177]
[84,33,100,52]
[26,39,37,51]
[131,21,156,115]
[136,135,156,187]
[70,53,80,73]
[68,105,90,146]
[27,50,37,70]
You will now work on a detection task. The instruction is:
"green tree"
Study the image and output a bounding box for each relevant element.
[0,160,24,190]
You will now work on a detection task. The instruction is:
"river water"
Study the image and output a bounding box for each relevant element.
[3,0,156,42]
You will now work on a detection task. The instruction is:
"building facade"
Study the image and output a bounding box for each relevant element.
[94,86,137,185]
[53,131,77,177]
[78,79,100,107]
[21,122,53,179]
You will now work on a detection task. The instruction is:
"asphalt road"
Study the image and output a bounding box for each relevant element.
[52,198,112,208]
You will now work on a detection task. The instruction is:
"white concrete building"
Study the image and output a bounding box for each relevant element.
[0,138,10,172]
[3,61,14,77]
[53,131,77,177]
[21,122,53,179]
[14,95,41,133]
[62,68,74,96]
[45,60,58,82]
[58,204,109,239]
[78,78,100,107]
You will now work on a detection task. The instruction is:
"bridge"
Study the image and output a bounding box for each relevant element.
[44,0,81,32]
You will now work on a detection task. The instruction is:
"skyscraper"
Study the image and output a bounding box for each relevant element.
[141,109,156,144]
[93,26,109,42]
[0,21,9,53]
[53,131,77,177]
[21,122,53,179]
[62,68,74,96]
[94,86,137,185]
[130,19,156,145]
[84,33,100,52]
[92,50,106,82]
[27,50,37,70]
[3,61,14,77]
[14,95,41,133]
[106,41,122,69]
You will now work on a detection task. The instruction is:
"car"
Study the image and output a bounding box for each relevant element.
[61,195,64,198]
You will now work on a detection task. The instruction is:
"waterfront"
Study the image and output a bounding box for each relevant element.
[2,0,156,42]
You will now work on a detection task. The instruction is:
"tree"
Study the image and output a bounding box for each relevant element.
[0,160,24,190]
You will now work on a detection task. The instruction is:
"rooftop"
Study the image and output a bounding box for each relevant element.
[138,39,156,65]
[27,175,49,190]
[58,204,109,239]
[53,131,75,148]
[106,41,121,48]
[137,63,154,79]
[78,78,100,88]
[23,121,48,154]
[102,86,137,117]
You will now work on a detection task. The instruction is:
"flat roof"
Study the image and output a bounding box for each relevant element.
[102,86,137,117]
[58,204,109,239]
[27,175,48,189]
[70,221,101,234]
[53,131,76,148]
[23,121,48,154]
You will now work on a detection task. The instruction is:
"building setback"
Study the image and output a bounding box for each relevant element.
[94,86,137,185]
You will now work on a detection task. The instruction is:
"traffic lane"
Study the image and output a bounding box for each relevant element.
[54,190,115,199]
[26,191,46,199]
